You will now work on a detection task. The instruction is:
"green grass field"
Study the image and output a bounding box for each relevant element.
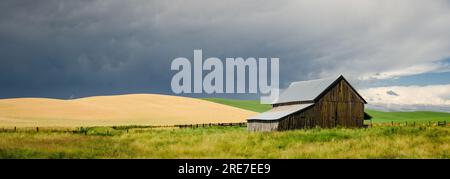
[366,109,450,123]
[203,98,272,113]
[202,98,450,123]
[0,126,448,158]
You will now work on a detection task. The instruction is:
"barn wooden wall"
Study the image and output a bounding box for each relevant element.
[316,79,365,128]
[277,107,315,130]
[247,120,279,131]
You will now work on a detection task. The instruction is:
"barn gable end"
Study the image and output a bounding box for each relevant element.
[315,76,367,104]
[313,78,366,128]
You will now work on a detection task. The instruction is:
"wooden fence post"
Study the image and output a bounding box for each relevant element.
[391,121,394,126]
[36,127,39,132]
[14,126,16,132]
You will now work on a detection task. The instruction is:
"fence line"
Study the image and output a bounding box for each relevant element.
[0,122,248,133]
[174,122,246,128]
[372,120,448,127]
[0,121,448,133]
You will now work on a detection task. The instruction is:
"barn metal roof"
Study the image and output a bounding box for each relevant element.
[247,103,314,120]
[271,76,339,104]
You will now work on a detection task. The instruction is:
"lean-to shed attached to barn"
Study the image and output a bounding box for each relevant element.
[247,75,372,131]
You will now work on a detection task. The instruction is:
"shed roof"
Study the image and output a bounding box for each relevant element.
[271,76,338,104]
[247,103,314,121]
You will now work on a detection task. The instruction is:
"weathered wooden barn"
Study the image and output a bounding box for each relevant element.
[247,75,372,131]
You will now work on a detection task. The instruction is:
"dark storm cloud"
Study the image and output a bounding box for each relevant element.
[0,0,172,98]
[1,0,450,99]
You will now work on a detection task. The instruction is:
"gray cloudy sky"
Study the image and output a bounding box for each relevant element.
[1,0,450,111]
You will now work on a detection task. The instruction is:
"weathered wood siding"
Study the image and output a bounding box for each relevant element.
[247,120,279,131]
[315,79,365,128]
[277,107,315,130]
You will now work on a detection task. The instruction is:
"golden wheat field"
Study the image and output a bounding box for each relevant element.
[0,94,257,127]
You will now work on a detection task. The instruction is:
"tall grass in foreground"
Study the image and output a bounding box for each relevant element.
[0,126,448,159]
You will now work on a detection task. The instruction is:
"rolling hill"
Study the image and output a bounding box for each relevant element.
[202,98,272,113]
[0,94,257,127]
[203,98,450,123]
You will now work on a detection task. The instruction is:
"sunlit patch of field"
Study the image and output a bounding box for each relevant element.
[0,94,256,127]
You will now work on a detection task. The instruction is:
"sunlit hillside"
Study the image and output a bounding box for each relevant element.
[0,94,256,127]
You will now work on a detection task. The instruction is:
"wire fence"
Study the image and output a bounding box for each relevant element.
[0,122,248,134]
[370,120,448,127]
